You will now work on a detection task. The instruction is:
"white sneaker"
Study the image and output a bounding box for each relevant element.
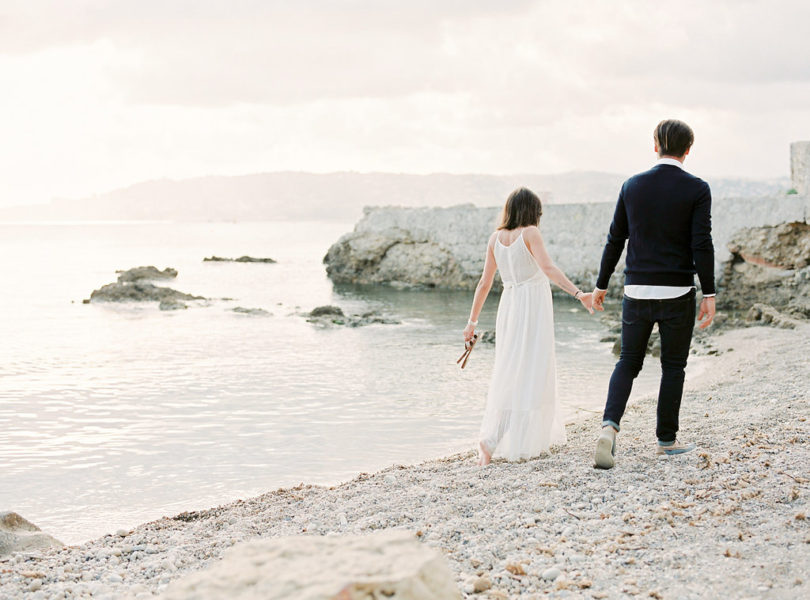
[594,427,617,469]
[656,438,696,456]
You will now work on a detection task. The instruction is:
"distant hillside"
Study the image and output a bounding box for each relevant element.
[0,171,791,222]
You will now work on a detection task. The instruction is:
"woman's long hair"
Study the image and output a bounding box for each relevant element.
[497,187,542,230]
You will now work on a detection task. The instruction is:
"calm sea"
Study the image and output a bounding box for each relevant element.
[0,220,660,544]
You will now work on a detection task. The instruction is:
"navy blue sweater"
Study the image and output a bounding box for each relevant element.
[596,164,716,295]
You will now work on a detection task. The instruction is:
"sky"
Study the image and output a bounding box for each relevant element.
[1,0,809,206]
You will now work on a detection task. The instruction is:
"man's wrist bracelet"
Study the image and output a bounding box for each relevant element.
[467,319,478,326]
[574,290,583,300]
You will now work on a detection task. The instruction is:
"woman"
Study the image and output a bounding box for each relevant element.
[464,187,594,465]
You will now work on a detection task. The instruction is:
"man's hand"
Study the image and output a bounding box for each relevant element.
[698,296,716,329]
[592,288,607,312]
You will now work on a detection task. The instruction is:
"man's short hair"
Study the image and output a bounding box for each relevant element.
[654,119,694,157]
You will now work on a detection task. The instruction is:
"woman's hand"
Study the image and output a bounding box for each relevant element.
[578,292,595,314]
[463,323,476,343]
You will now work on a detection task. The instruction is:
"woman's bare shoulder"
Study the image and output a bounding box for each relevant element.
[522,225,542,239]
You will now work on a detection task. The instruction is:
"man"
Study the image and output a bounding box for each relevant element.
[591,119,716,469]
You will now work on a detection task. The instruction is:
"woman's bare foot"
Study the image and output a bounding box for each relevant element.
[478,441,492,466]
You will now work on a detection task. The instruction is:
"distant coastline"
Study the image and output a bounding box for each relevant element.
[0,170,791,223]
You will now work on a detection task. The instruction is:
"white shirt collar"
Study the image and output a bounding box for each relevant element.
[655,157,685,170]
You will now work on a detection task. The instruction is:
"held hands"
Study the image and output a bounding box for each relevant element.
[698,296,716,329]
[592,288,607,312]
[578,292,595,314]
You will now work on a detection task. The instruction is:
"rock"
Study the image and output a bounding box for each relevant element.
[473,576,492,593]
[116,266,178,283]
[727,222,810,270]
[159,299,188,311]
[542,567,561,581]
[231,306,271,316]
[204,255,277,263]
[745,304,798,329]
[306,308,401,328]
[479,330,496,344]
[159,530,461,600]
[309,305,345,318]
[323,205,616,293]
[384,474,397,485]
[722,222,810,318]
[0,512,64,557]
[345,312,401,328]
[89,282,204,303]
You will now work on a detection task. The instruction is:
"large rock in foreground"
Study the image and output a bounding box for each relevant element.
[722,222,810,317]
[0,512,63,557]
[160,530,460,600]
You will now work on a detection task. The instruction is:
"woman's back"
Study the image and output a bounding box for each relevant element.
[493,228,545,286]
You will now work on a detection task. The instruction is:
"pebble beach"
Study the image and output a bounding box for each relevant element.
[1,323,808,599]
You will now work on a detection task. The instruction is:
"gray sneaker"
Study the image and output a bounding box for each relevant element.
[656,439,696,456]
[594,427,617,469]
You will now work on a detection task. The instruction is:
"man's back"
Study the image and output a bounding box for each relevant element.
[621,164,712,288]
[596,162,715,294]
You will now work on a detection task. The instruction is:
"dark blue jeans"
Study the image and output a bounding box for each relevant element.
[602,290,696,442]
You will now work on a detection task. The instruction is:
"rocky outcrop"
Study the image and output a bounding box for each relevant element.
[159,530,461,600]
[309,305,345,318]
[0,512,63,557]
[204,255,277,263]
[745,303,800,329]
[89,282,203,303]
[325,197,810,295]
[87,266,204,304]
[324,224,472,289]
[115,266,178,282]
[159,299,188,311]
[722,222,810,318]
[727,221,810,270]
[231,306,272,316]
[306,305,401,327]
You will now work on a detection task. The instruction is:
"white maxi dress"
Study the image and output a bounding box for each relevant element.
[479,231,567,460]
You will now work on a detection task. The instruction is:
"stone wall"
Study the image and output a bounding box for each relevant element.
[791,141,810,195]
[324,195,810,295]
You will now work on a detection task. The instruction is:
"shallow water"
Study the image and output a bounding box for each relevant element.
[0,221,662,544]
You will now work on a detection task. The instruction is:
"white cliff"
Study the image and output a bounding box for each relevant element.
[324,195,810,295]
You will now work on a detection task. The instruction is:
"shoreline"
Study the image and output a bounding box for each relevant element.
[1,323,808,599]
